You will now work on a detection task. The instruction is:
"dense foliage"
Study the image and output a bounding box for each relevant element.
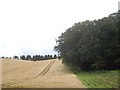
[54,11,120,70]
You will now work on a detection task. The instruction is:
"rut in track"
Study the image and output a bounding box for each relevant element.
[34,60,55,78]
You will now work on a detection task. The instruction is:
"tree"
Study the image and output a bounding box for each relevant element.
[50,55,52,59]
[26,55,31,60]
[54,11,119,70]
[53,54,57,59]
[1,57,5,58]
[14,56,19,59]
[20,55,25,60]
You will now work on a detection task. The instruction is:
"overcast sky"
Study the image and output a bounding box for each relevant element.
[0,0,119,57]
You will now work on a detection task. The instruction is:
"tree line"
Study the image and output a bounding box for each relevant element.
[54,10,120,71]
[2,54,57,61]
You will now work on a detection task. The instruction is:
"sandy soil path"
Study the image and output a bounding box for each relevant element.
[2,59,85,88]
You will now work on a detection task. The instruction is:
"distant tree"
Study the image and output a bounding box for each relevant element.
[50,55,52,59]
[32,55,37,61]
[37,55,40,60]
[20,55,25,60]
[40,55,43,60]
[53,54,57,59]
[1,57,5,58]
[47,55,50,59]
[26,55,31,60]
[44,55,48,60]
[13,56,19,59]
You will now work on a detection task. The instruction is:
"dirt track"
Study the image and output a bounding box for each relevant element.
[2,59,85,88]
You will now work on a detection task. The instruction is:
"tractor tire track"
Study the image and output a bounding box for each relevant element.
[34,60,55,78]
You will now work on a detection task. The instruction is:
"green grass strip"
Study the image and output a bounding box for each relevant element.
[76,70,119,88]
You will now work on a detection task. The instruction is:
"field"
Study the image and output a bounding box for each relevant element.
[1,58,85,88]
[76,70,119,88]
[1,58,119,89]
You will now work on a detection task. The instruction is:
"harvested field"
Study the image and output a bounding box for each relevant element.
[1,59,85,88]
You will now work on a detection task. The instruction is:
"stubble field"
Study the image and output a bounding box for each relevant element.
[1,58,85,88]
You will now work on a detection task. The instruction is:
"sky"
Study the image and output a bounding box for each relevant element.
[0,0,119,57]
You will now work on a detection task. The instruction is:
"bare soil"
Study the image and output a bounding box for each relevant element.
[2,58,85,88]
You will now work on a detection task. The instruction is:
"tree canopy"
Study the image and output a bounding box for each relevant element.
[54,10,120,71]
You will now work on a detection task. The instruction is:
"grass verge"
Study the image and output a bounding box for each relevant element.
[76,70,119,88]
